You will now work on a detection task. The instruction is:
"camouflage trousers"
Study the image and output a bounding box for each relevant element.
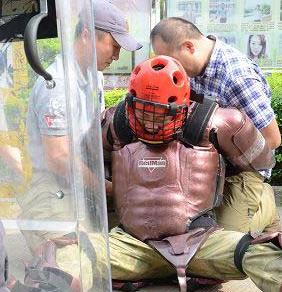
[110,227,282,292]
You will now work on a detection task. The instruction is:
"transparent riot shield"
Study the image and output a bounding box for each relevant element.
[0,0,111,291]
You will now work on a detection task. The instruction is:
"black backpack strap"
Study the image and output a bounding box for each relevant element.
[182,98,217,145]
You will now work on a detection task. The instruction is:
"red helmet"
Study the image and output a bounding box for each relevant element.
[126,55,190,144]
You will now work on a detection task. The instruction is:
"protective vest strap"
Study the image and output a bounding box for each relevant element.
[213,154,226,207]
[250,231,282,248]
[147,227,216,292]
[182,98,217,145]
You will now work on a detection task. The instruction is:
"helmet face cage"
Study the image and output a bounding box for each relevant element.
[126,55,190,144]
[126,95,188,144]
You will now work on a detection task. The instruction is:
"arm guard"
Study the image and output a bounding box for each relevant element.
[101,102,134,179]
[101,101,134,152]
[101,107,116,180]
[211,107,275,171]
[101,106,117,153]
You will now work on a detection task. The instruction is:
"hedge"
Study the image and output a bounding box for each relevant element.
[266,73,282,185]
[105,73,282,185]
[104,88,127,108]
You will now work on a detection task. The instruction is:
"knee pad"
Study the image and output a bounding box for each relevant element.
[234,234,253,274]
[17,238,80,292]
[10,267,79,292]
[234,231,282,275]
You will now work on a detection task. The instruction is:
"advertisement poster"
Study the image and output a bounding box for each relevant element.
[243,0,272,23]
[174,1,203,25]
[209,0,236,25]
[167,0,281,70]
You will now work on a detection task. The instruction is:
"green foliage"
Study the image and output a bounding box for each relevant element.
[267,73,282,127]
[266,73,282,185]
[104,88,127,108]
[26,38,61,88]
[38,38,61,69]
[16,38,61,106]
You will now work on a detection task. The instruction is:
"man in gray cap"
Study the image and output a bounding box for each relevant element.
[73,0,142,114]
[94,0,142,68]
[11,1,142,291]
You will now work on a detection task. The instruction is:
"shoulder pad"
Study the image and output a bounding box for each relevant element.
[113,100,134,145]
[182,98,217,145]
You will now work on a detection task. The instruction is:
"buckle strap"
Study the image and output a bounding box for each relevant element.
[147,227,216,291]
[176,267,187,292]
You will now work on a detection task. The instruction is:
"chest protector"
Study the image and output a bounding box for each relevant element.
[112,140,224,241]
[106,99,274,291]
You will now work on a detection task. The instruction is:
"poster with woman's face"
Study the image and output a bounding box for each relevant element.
[245,33,272,66]
[244,0,272,22]
[246,34,267,60]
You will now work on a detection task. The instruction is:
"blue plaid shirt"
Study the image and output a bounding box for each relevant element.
[191,37,274,178]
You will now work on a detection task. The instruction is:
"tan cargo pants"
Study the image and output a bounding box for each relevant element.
[16,172,75,252]
[16,172,110,290]
[18,225,282,292]
[110,227,282,292]
[215,171,280,232]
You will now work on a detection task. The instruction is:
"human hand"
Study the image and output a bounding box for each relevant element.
[105,179,112,196]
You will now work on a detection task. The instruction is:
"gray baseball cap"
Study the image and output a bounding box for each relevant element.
[93,0,143,51]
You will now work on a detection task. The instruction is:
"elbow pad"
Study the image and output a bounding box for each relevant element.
[212,107,275,171]
[101,101,133,152]
[101,107,116,152]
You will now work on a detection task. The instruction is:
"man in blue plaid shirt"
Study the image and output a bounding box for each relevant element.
[151,17,281,234]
